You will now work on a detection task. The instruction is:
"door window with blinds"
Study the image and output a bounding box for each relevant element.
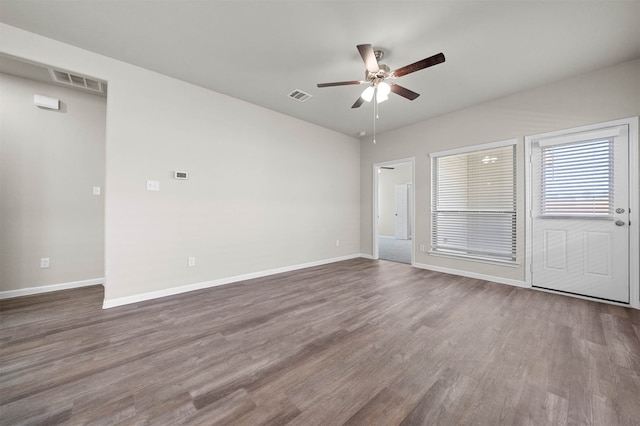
[430,140,516,263]
[539,136,613,218]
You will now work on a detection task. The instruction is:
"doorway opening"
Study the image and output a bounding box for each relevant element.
[0,54,107,298]
[374,158,415,265]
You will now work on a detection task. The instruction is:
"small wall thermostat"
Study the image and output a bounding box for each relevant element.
[174,171,188,180]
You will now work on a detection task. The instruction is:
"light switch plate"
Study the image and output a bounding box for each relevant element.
[146,180,160,191]
[93,186,101,195]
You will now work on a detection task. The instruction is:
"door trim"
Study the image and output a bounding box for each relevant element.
[525,117,639,309]
[373,157,415,265]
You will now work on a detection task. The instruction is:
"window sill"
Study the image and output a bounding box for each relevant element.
[428,251,520,268]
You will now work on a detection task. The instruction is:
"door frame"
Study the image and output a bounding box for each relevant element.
[524,117,639,309]
[373,157,415,265]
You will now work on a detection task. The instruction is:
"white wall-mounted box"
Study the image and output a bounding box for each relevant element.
[34,94,60,110]
[146,180,160,191]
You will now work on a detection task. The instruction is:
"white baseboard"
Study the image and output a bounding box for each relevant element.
[412,262,527,288]
[0,278,104,300]
[103,253,363,309]
[359,253,375,260]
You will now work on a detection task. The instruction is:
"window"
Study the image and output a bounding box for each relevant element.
[431,141,516,263]
[540,138,613,218]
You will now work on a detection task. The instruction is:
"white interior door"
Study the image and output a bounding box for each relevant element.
[530,125,630,303]
[394,184,408,240]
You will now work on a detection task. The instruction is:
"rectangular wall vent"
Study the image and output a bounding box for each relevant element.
[48,68,106,94]
[288,90,312,102]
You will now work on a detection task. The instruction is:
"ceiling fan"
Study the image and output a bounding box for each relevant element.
[317,44,445,108]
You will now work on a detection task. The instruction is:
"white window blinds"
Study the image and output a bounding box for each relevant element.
[540,138,613,218]
[431,144,516,262]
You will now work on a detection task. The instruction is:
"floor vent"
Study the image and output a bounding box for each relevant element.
[48,68,106,94]
[288,90,312,102]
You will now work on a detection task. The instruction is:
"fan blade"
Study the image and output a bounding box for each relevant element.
[357,44,379,73]
[393,52,445,78]
[317,80,362,88]
[351,97,365,108]
[390,84,420,100]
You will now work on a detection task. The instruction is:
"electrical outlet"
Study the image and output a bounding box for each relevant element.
[93,186,101,195]
[188,257,196,267]
[419,244,426,252]
[40,258,50,268]
[336,240,340,247]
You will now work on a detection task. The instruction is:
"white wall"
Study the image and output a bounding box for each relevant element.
[0,24,361,305]
[378,163,412,237]
[361,58,640,285]
[0,73,106,292]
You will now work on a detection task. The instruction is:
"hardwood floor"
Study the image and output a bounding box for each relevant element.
[1,258,639,425]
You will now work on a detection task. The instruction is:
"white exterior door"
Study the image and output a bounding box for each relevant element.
[394,184,409,240]
[530,125,630,303]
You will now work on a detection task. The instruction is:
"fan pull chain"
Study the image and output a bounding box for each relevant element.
[373,88,377,144]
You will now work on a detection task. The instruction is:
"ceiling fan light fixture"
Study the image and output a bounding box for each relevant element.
[361,86,375,102]
[376,92,389,103]
[377,82,391,96]
[318,43,445,114]
[376,82,390,103]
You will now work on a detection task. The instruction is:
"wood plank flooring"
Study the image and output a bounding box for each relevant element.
[1,258,639,425]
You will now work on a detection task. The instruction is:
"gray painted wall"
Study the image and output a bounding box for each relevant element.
[0,24,361,304]
[0,73,106,291]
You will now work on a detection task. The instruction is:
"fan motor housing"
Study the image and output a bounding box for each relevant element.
[366,63,391,83]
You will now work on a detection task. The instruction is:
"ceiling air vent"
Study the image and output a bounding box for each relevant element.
[48,68,106,94]
[288,90,312,102]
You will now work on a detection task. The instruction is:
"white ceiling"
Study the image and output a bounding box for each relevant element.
[1,1,639,138]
